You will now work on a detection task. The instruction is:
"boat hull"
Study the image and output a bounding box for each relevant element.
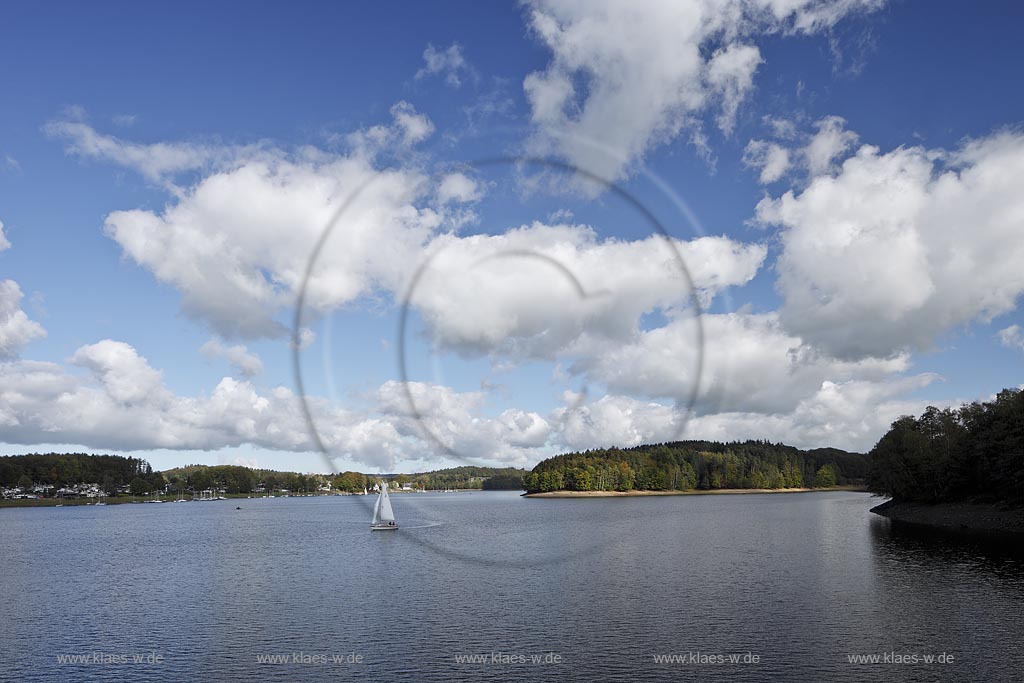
[370,524,398,531]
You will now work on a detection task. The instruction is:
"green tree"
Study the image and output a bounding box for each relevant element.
[813,464,837,488]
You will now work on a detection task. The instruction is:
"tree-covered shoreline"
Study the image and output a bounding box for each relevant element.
[868,388,1024,505]
[1,454,527,502]
[522,440,868,494]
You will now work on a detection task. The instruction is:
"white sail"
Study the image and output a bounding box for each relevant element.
[370,480,397,528]
[371,490,382,525]
[379,482,395,523]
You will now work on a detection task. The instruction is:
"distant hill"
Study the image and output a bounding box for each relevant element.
[523,440,869,494]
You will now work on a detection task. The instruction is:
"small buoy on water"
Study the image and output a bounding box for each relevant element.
[236,506,242,510]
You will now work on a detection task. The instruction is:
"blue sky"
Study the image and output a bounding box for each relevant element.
[1,0,1022,474]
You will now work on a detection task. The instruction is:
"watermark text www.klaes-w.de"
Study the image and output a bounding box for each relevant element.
[56,651,165,665]
[846,651,955,665]
[255,651,364,665]
[454,651,562,665]
[653,651,761,665]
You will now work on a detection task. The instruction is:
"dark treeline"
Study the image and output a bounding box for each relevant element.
[161,465,325,495]
[868,388,1024,504]
[523,440,868,493]
[3,453,527,497]
[331,466,527,492]
[0,453,160,493]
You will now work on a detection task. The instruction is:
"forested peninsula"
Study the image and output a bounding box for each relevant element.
[868,388,1024,533]
[522,440,869,495]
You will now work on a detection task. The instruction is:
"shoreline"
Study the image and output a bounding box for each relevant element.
[522,485,867,498]
[870,499,1024,535]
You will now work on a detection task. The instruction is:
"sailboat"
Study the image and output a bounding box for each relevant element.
[370,481,398,530]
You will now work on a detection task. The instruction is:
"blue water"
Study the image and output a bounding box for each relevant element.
[1,491,1022,681]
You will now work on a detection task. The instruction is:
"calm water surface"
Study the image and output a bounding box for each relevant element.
[1,491,1022,682]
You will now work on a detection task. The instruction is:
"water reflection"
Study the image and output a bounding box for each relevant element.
[866,514,1024,683]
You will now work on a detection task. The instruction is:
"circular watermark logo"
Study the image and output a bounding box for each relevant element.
[293,155,707,567]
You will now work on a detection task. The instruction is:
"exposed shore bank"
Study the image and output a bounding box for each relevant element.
[870,499,1024,535]
[523,485,867,498]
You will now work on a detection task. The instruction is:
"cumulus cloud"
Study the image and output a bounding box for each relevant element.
[706,43,764,134]
[0,220,10,252]
[743,139,791,183]
[437,172,482,204]
[575,311,913,415]
[416,43,474,87]
[349,101,435,152]
[521,0,883,182]
[103,148,439,338]
[684,373,941,452]
[804,115,859,175]
[745,115,857,183]
[0,341,552,469]
[70,340,167,404]
[997,324,1024,352]
[758,128,1024,359]
[199,339,264,377]
[67,117,763,357]
[555,371,938,454]
[0,280,46,359]
[554,393,684,451]
[406,224,766,358]
[43,118,249,185]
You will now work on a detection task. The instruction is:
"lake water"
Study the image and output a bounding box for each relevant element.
[1,491,1022,682]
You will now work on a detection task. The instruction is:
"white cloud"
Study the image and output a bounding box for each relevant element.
[745,115,857,184]
[997,324,1024,352]
[706,43,764,134]
[103,146,440,339]
[684,373,941,452]
[349,101,435,152]
[416,43,474,88]
[70,340,167,404]
[199,339,264,377]
[553,372,937,454]
[406,224,766,358]
[0,280,47,359]
[0,341,552,469]
[759,129,1024,359]
[0,220,10,252]
[437,172,482,204]
[44,118,246,185]
[575,311,913,415]
[553,393,683,451]
[521,0,883,182]
[73,117,763,355]
[743,139,791,183]
[804,115,859,175]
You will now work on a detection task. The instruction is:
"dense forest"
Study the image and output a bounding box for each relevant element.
[868,388,1024,504]
[522,440,869,493]
[330,466,526,492]
[0,453,161,494]
[2,453,526,497]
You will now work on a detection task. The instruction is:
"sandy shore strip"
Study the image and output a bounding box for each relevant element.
[522,485,867,498]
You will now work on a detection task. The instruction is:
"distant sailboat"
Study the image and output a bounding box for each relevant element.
[370,481,398,530]
[362,487,368,496]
